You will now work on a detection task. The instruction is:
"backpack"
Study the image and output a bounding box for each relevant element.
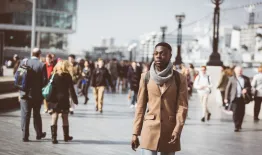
[14,60,32,91]
[144,70,181,104]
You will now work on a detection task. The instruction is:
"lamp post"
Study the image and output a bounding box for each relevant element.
[30,0,36,56]
[140,40,146,62]
[206,0,224,66]
[174,13,185,65]
[160,26,167,42]
[146,37,151,63]
[151,31,157,50]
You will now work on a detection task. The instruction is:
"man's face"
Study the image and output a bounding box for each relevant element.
[235,67,243,76]
[68,57,75,64]
[201,67,206,75]
[153,46,172,69]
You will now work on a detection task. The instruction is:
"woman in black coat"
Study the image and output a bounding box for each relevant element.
[48,60,78,144]
[80,60,92,104]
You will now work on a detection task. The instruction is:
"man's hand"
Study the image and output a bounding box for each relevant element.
[131,135,140,151]
[242,89,247,94]
[224,99,228,103]
[168,133,179,144]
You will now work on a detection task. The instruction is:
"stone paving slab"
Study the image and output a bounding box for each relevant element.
[0,93,261,155]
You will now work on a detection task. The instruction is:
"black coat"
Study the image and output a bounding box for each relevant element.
[91,67,113,87]
[127,66,142,92]
[48,73,78,112]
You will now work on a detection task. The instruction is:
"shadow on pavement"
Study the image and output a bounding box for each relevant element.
[69,140,129,145]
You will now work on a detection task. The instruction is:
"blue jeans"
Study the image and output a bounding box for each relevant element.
[131,91,138,105]
[141,149,175,155]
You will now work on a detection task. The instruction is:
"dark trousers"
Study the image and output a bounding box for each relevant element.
[20,99,43,139]
[232,97,245,129]
[254,97,262,119]
[220,91,225,106]
[131,91,138,105]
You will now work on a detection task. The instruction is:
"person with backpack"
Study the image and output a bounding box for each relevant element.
[131,42,188,155]
[194,66,213,122]
[16,48,48,142]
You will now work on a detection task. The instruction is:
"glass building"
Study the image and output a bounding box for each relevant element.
[0,0,77,58]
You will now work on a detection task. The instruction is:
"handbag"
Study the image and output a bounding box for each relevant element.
[42,73,55,100]
[236,77,253,104]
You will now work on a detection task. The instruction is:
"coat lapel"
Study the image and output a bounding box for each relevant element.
[161,77,174,96]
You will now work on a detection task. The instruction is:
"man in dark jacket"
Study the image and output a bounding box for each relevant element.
[217,66,229,108]
[225,66,251,132]
[127,61,142,108]
[20,48,48,142]
[91,59,114,113]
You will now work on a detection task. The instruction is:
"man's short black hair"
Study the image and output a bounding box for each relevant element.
[155,42,172,52]
[68,54,76,59]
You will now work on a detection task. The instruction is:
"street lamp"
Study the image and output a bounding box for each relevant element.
[160,26,167,42]
[151,31,157,50]
[140,40,146,62]
[128,43,137,62]
[174,13,185,65]
[31,0,36,56]
[146,37,151,63]
[206,0,224,66]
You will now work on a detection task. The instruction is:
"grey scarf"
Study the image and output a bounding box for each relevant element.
[150,61,173,85]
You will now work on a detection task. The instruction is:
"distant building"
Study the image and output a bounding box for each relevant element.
[0,0,78,59]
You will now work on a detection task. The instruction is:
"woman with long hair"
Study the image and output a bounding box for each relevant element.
[48,60,78,144]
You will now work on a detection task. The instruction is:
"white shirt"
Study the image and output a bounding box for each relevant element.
[194,74,213,95]
[236,76,244,98]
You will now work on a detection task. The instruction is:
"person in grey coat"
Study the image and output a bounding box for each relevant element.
[225,66,251,132]
[19,48,48,142]
[251,65,262,121]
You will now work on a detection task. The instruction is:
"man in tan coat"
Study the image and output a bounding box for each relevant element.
[131,42,188,155]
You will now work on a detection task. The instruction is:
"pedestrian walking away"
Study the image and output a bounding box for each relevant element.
[47,60,78,144]
[131,42,188,155]
[194,66,212,122]
[18,48,48,142]
[127,61,142,108]
[225,66,252,132]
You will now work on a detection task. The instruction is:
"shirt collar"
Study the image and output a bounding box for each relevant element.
[31,56,39,60]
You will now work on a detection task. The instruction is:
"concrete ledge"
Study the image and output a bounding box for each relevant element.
[0,92,20,111]
[0,76,17,94]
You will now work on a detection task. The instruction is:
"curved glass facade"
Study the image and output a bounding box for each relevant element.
[0,0,77,30]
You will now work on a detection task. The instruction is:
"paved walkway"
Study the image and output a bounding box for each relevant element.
[0,92,261,155]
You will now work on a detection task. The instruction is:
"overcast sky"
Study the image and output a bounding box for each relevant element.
[68,0,262,53]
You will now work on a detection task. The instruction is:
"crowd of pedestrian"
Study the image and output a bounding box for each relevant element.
[12,42,262,154]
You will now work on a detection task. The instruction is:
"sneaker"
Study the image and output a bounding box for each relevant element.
[201,117,205,122]
[130,105,134,109]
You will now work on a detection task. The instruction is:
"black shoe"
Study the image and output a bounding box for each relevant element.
[36,132,46,140]
[254,118,260,121]
[51,125,58,144]
[70,111,74,115]
[201,117,205,122]
[22,138,29,142]
[234,128,240,132]
[99,110,103,113]
[207,113,211,121]
[63,126,73,142]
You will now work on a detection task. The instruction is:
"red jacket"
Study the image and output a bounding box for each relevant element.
[46,62,54,79]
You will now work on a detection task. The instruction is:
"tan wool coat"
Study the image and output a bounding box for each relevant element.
[133,72,188,152]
